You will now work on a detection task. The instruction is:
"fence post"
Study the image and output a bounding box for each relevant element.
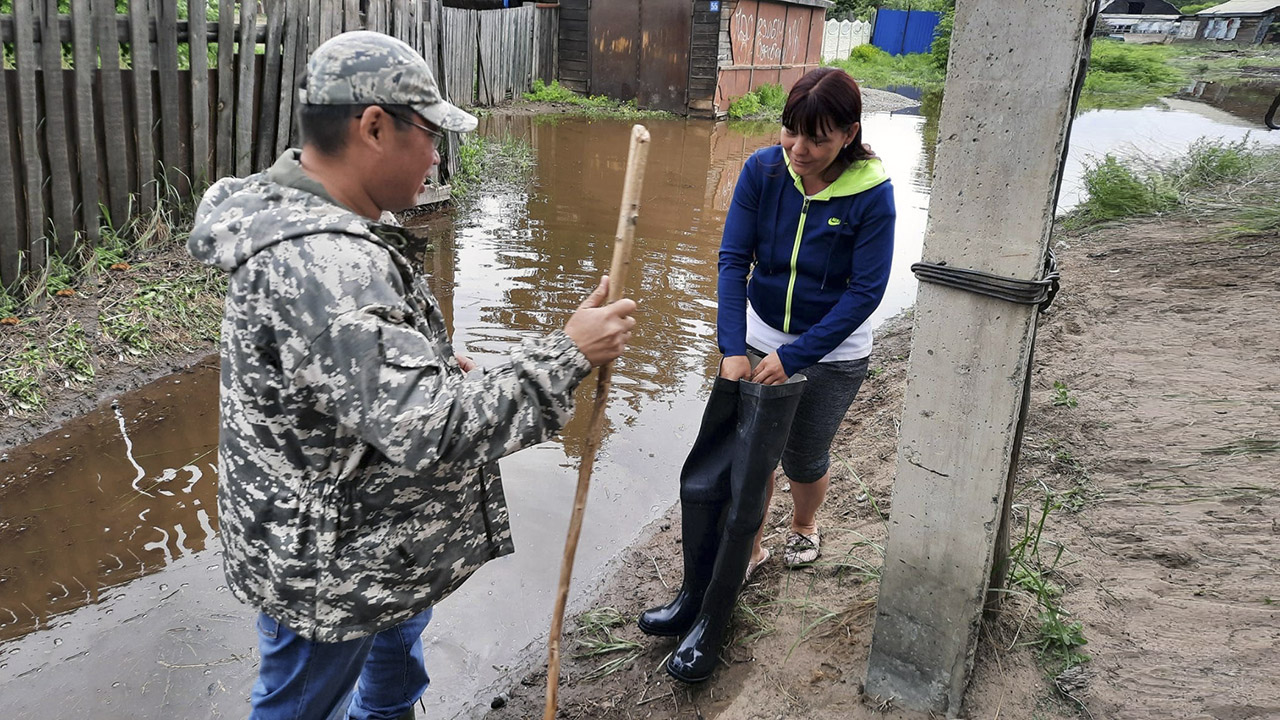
[130,0,157,213]
[39,0,76,254]
[13,0,46,273]
[71,0,102,246]
[0,41,21,285]
[191,0,212,186]
[93,0,129,226]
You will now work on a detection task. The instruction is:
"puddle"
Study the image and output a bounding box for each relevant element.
[0,362,220,643]
[2,99,1273,718]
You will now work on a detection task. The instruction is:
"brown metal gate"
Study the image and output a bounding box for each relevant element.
[588,0,691,113]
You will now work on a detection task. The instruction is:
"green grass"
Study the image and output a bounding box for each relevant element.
[828,45,945,90]
[448,133,537,202]
[1068,139,1280,227]
[1080,40,1186,111]
[1006,487,1090,676]
[522,79,671,120]
[728,82,787,120]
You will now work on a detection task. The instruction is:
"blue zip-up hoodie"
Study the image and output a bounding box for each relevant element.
[718,145,895,376]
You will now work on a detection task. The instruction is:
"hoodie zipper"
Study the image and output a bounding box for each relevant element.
[783,197,811,333]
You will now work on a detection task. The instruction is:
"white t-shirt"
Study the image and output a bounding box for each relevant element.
[745,301,873,363]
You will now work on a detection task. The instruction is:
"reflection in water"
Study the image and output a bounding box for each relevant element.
[0,364,220,641]
[1178,79,1280,127]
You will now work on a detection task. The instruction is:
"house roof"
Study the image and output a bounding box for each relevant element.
[1195,0,1280,15]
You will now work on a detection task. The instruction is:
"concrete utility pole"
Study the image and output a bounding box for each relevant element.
[864,0,1097,715]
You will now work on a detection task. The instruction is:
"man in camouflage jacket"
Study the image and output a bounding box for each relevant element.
[188,31,635,720]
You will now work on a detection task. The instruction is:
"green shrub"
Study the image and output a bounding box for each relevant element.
[755,83,786,111]
[1078,155,1178,221]
[830,47,944,89]
[850,43,888,63]
[1173,137,1258,189]
[728,92,763,119]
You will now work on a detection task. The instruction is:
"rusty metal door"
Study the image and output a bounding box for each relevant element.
[589,1,640,102]
[638,0,691,113]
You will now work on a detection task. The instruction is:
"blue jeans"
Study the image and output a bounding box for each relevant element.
[250,609,433,720]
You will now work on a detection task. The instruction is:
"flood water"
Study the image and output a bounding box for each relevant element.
[1,96,1276,718]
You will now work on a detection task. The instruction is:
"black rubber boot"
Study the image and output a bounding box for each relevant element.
[666,377,806,684]
[638,501,722,636]
[639,378,739,636]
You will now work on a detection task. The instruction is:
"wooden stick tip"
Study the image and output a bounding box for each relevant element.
[631,124,651,143]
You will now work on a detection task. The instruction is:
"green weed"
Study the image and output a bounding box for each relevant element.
[728,83,787,121]
[1080,40,1185,111]
[1077,155,1179,221]
[449,134,537,202]
[1051,381,1078,409]
[48,321,95,384]
[0,343,46,412]
[1006,487,1090,675]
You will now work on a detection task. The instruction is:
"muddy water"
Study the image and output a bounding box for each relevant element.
[3,100,1267,718]
[0,363,220,643]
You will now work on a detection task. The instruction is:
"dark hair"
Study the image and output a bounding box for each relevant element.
[781,67,872,179]
[296,78,414,155]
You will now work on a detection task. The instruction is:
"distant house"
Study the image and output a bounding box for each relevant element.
[1098,0,1183,42]
[1184,0,1280,44]
[557,0,832,117]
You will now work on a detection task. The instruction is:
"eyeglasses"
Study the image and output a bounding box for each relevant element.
[356,106,445,144]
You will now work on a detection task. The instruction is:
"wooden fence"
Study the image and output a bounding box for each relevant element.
[0,0,558,287]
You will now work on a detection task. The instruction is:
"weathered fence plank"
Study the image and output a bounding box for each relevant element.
[39,0,75,253]
[216,0,235,179]
[191,0,211,184]
[130,0,156,213]
[0,41,21,285]
[344,0,359,33]
[13,0,45,266]
[71,0,101,246]
[93,0,128,225]
[235,0,258,176]
[156,0,184,189]
[257,0,286,169]
[276,0,302,157]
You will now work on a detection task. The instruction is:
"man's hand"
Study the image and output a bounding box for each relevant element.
[564,276,637,367]
[455,353,477,373]
[719,355,752,381]
[750,352,789,385]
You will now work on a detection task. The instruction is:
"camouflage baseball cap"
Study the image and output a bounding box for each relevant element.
[299,30,477,133]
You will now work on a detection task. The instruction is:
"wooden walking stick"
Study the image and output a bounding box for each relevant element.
[544,124,651,720]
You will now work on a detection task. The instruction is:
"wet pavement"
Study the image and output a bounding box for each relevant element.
[2,101,1275,719]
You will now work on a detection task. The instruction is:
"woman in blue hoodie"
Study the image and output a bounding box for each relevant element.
[718,67,895,571]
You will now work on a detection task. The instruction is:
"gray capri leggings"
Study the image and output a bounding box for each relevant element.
[748,348,870,483]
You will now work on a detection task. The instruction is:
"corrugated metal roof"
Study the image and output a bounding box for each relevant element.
[1196,0,1280,15]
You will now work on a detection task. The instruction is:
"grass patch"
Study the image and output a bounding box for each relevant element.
[522,79,671,120]
[0,173,227,416]
[728,82,787,120]
[1006,486,1090,677]
[1080,40,1186,111]
[571,607,643,681]
[448,133,537,202]
[1067,138,1280,227]
[828,45,944,90]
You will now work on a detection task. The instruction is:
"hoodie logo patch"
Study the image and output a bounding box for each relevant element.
[828,218,841,226]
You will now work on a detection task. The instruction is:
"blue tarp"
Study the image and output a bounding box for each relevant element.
[871,9,942,56]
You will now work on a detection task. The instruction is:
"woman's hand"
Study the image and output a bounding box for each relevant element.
[719,355,752,381]
[750,352,789,385]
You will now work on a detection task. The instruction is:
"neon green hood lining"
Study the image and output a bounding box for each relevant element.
[784,153,889,200]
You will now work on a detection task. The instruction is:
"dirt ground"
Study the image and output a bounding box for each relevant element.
[485,212,1280,720]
